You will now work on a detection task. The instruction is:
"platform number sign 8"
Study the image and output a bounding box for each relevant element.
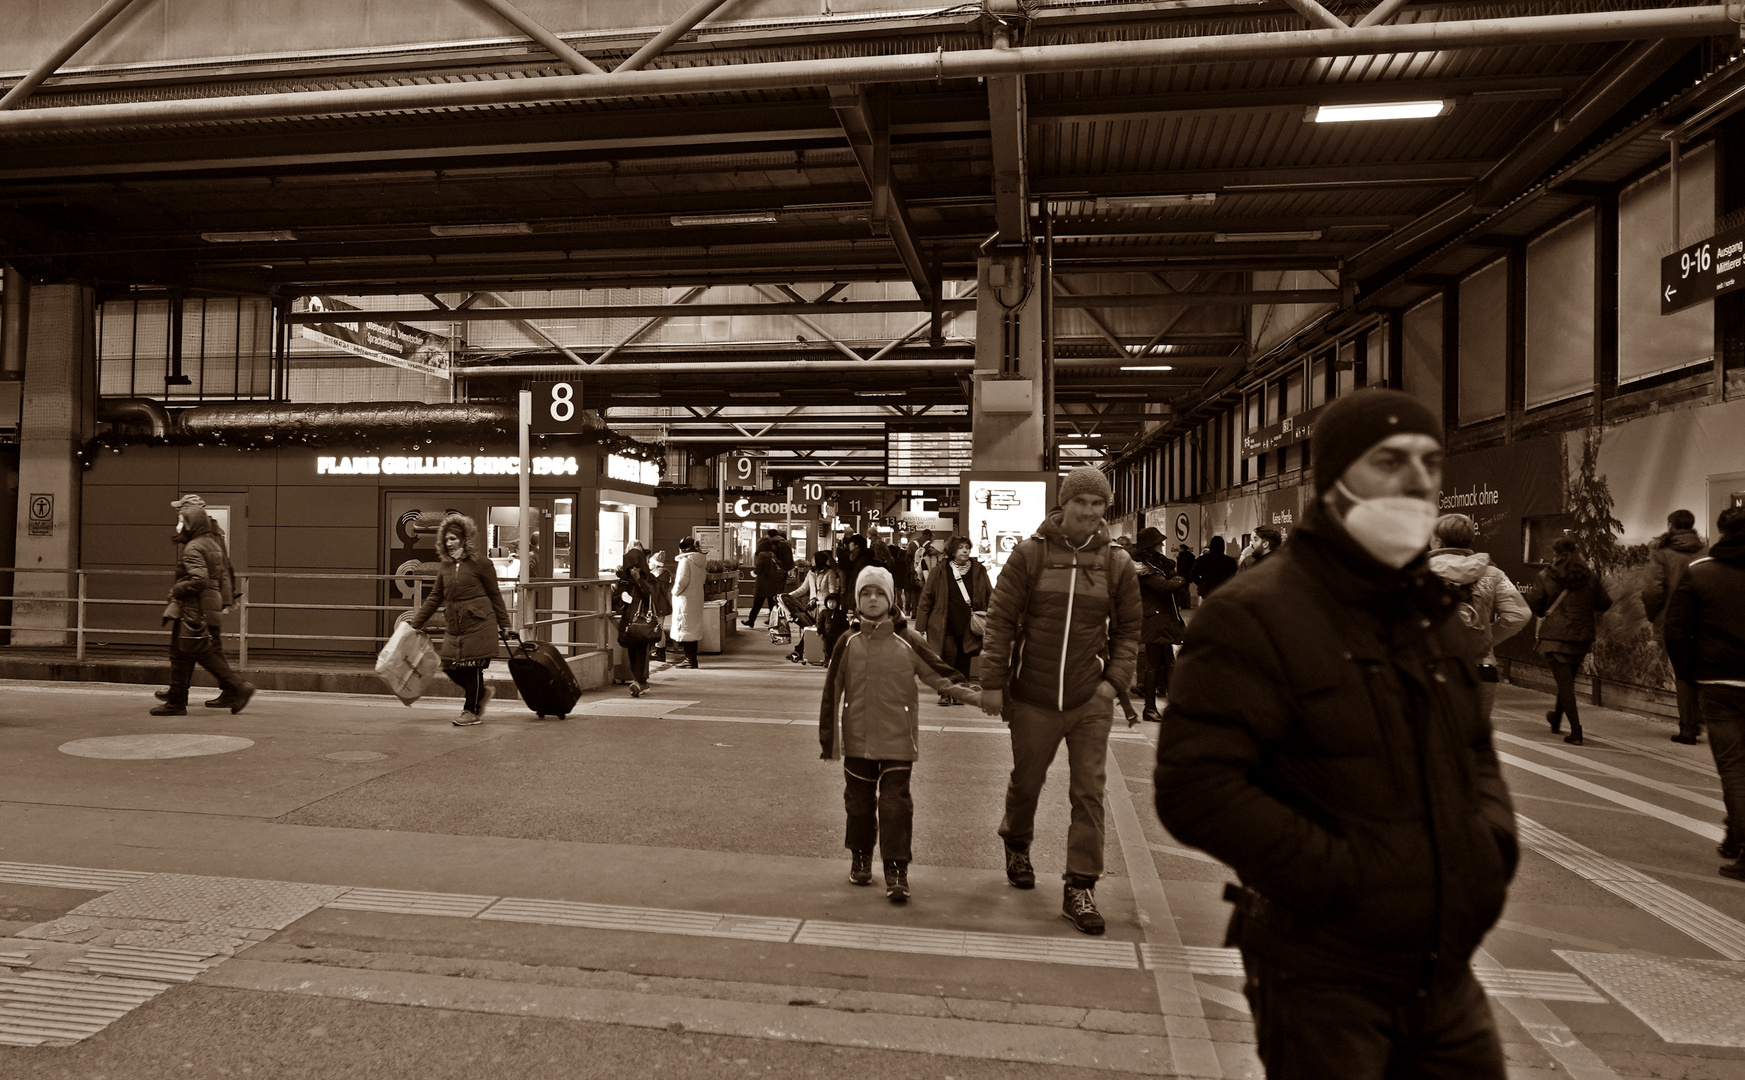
[530,380,585,434]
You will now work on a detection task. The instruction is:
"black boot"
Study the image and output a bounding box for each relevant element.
[1563,719,1583,746]
[849,850,873,886]
[1546,709,1562,735]
[884,861,909,903]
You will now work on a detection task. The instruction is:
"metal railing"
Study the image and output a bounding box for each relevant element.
[0,567,618,664]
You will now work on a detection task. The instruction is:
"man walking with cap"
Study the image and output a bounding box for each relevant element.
[1155,389,1516,1078]
[153,494,255,716]
[978,465,1142,934]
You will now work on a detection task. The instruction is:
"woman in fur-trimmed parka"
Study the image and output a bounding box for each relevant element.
[409,513,513,726]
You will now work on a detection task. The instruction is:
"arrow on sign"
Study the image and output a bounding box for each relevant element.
[1666,284,1676,303]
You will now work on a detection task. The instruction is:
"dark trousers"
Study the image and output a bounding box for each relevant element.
[940,632,975,680]
[165,621,245,704]
[745,594,776,625]
[1676,677,1703,739]
[1701,685,1745,852]
[441,665,485,712]
[625,642,650,683]
[844,756,912,863]
[1142,643,1176,715]
[1548,657,1583,728]
[1242,958,1506,1080]
[681,640,699,667]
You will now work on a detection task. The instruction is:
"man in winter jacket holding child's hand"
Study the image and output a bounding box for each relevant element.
[820,567,980,903]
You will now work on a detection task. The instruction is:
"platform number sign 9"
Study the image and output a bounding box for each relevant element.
[529,379,585,434]
[725,452,758,486]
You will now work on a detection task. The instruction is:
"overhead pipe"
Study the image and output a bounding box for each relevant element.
[457,358,976,376]
[1281,0,1346,32]
[0,7,1730,134]
[614,0,737,73]
[1355,0,1413,29]
[174,401,557,437]
[96,397,172,438]
[283,299,978,323]
[0,0,143,110]
[471,0,607,76]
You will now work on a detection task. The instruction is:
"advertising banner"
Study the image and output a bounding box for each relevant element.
[1261,485,1306,541]
[1438,434,1565,587]
[296,295,455,380]
[960,472,1055,586]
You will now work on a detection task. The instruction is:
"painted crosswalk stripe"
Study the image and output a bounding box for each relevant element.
[1495,732,1726,812]
[1499,754,1724,842]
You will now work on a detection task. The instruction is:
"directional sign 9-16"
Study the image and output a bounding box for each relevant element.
[1661,223,1745,314]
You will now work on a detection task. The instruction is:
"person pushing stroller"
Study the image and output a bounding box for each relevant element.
[819,567,980,902]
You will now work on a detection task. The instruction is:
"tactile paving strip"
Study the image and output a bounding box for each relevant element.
[1556,950,1745,1046]
[793,920,1139,968]
[326,888,499,919]
[1517,815,1745,960]
[67,946,226,984]
[479,898,801,942]
[0,969,169,1047]
[70,874,348,932]
[0,862,149,892]
[1473,967,1607,1003]
[1140,944,1246,977]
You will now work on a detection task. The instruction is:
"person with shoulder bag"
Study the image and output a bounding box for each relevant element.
[613,548,662,697]
[1524,537,1613,745]
[914,535,992,704]
[408,513,514,726]
[151,494,256,717]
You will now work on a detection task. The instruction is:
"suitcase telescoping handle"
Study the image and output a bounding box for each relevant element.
[499,629,526,658]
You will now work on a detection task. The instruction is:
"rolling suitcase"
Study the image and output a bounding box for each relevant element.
[800,626,828,665]
[505,636,582,720]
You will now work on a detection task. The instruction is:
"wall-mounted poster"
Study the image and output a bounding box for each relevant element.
[959,471,1057,586]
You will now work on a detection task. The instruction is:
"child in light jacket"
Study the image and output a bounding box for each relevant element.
[819,567,981,902]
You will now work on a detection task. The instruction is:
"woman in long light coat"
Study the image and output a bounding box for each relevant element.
[669,537,707,669]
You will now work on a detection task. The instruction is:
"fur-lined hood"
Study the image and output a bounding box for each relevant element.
[434,513,481,563]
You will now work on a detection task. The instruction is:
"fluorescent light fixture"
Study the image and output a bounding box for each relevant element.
[1121,365,1175,372]
[1312,100,1448,123]
[1214,230,1322,243]
[1093,193,1217,212]
[671,212,779,227]
[201,230,296,243]
[429,222,532,237]
[1060,443,1090,449]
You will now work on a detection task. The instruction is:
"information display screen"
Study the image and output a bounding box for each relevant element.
[887,425,972,486]
[959,473,1054,585]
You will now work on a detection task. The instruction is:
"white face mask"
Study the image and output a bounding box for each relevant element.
[1334,481,1438,569]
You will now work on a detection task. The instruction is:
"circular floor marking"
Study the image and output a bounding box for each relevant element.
[321,750,388,763]
[59,734,255,760]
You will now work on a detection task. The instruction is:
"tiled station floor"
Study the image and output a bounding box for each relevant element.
[1,625,1742,1078]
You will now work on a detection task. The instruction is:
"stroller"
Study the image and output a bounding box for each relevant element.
[770,587,815,645]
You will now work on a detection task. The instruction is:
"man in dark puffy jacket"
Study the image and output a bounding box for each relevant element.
[978,466,1141,936]
[1191,535,1237,597]
[1643,509,1710,744]
[1155,389,1516,1080]
[1134,526,1187,724]
[152,495,255,716]
[1663,506,1745,881]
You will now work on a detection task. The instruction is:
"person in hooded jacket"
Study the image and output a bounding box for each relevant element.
[977,466,1142,936]
[152,494,256,716]
[1427,514,1532,722]
[1525,538,1613,746]
[408,513,513,726]
[1134,526,1188,724]
[1155,389,1516,1080]
[1192,536,1238,598]
[1662,506,1745,880]
[835,534,878,613]
[669,538,706,669]
[648,550,675,662]
[819,566,981,902]
[1643,509,1710,744]
[614,547,660,697]
[913,535,992,701]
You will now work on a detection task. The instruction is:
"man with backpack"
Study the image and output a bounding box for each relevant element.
[977,466,1142,935]
[152,494,255,716]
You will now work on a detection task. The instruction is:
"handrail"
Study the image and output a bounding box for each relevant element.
[0,568,619,664]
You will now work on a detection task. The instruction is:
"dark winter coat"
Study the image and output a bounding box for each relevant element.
[835,546,878,611]
[1525,558,1613,658]
[1663,532,1745,684]
[169,506,236,625]
[914,557,992,653]
[754,539,788,598]
[409,514,513,664]
[1641,528,1707,631]
[978,512,1143,712]
[1175,549,1197,588]
[1136,550,1188,645]
[1192,542,1238,598]
[1154,499,1516,980]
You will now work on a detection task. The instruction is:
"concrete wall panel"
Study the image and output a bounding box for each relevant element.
[272,526,377,569]
[278,485,377,530]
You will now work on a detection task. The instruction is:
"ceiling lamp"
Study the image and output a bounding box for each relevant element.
[201,230,296,243]
[1093,193,1217,212]
[1312,100,1449,123]
[1214,231,1322,243]
[429,222,532,237]
[1120,365,1175,371]
[671,212,779,227]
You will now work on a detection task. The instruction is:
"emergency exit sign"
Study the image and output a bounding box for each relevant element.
[1661,222,1745,314]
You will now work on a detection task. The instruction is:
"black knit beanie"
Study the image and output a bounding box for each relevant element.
[1310,388,1443,494]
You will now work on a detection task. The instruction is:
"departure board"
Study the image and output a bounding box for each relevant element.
[886,425,973,485]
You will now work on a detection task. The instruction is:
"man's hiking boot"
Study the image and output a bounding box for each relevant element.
[1004,844,1035,889]
[849,850,873,886]
[884,861,909,903]
[1063,884,1106,935]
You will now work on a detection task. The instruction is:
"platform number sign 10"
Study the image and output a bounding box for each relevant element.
[791,481,825,503]
[530,379,585,434]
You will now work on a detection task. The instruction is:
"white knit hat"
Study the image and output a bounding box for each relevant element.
[855,566,895,613]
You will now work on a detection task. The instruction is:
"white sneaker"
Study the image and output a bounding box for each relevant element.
[453,711,482,727]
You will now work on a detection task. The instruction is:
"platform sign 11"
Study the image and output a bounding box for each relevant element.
[1661,222,1745,315]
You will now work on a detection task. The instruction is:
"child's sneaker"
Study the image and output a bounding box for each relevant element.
[884,861,909,903]
[849,850,873,886]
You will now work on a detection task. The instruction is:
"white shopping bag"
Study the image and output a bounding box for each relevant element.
[376,621,441,705]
